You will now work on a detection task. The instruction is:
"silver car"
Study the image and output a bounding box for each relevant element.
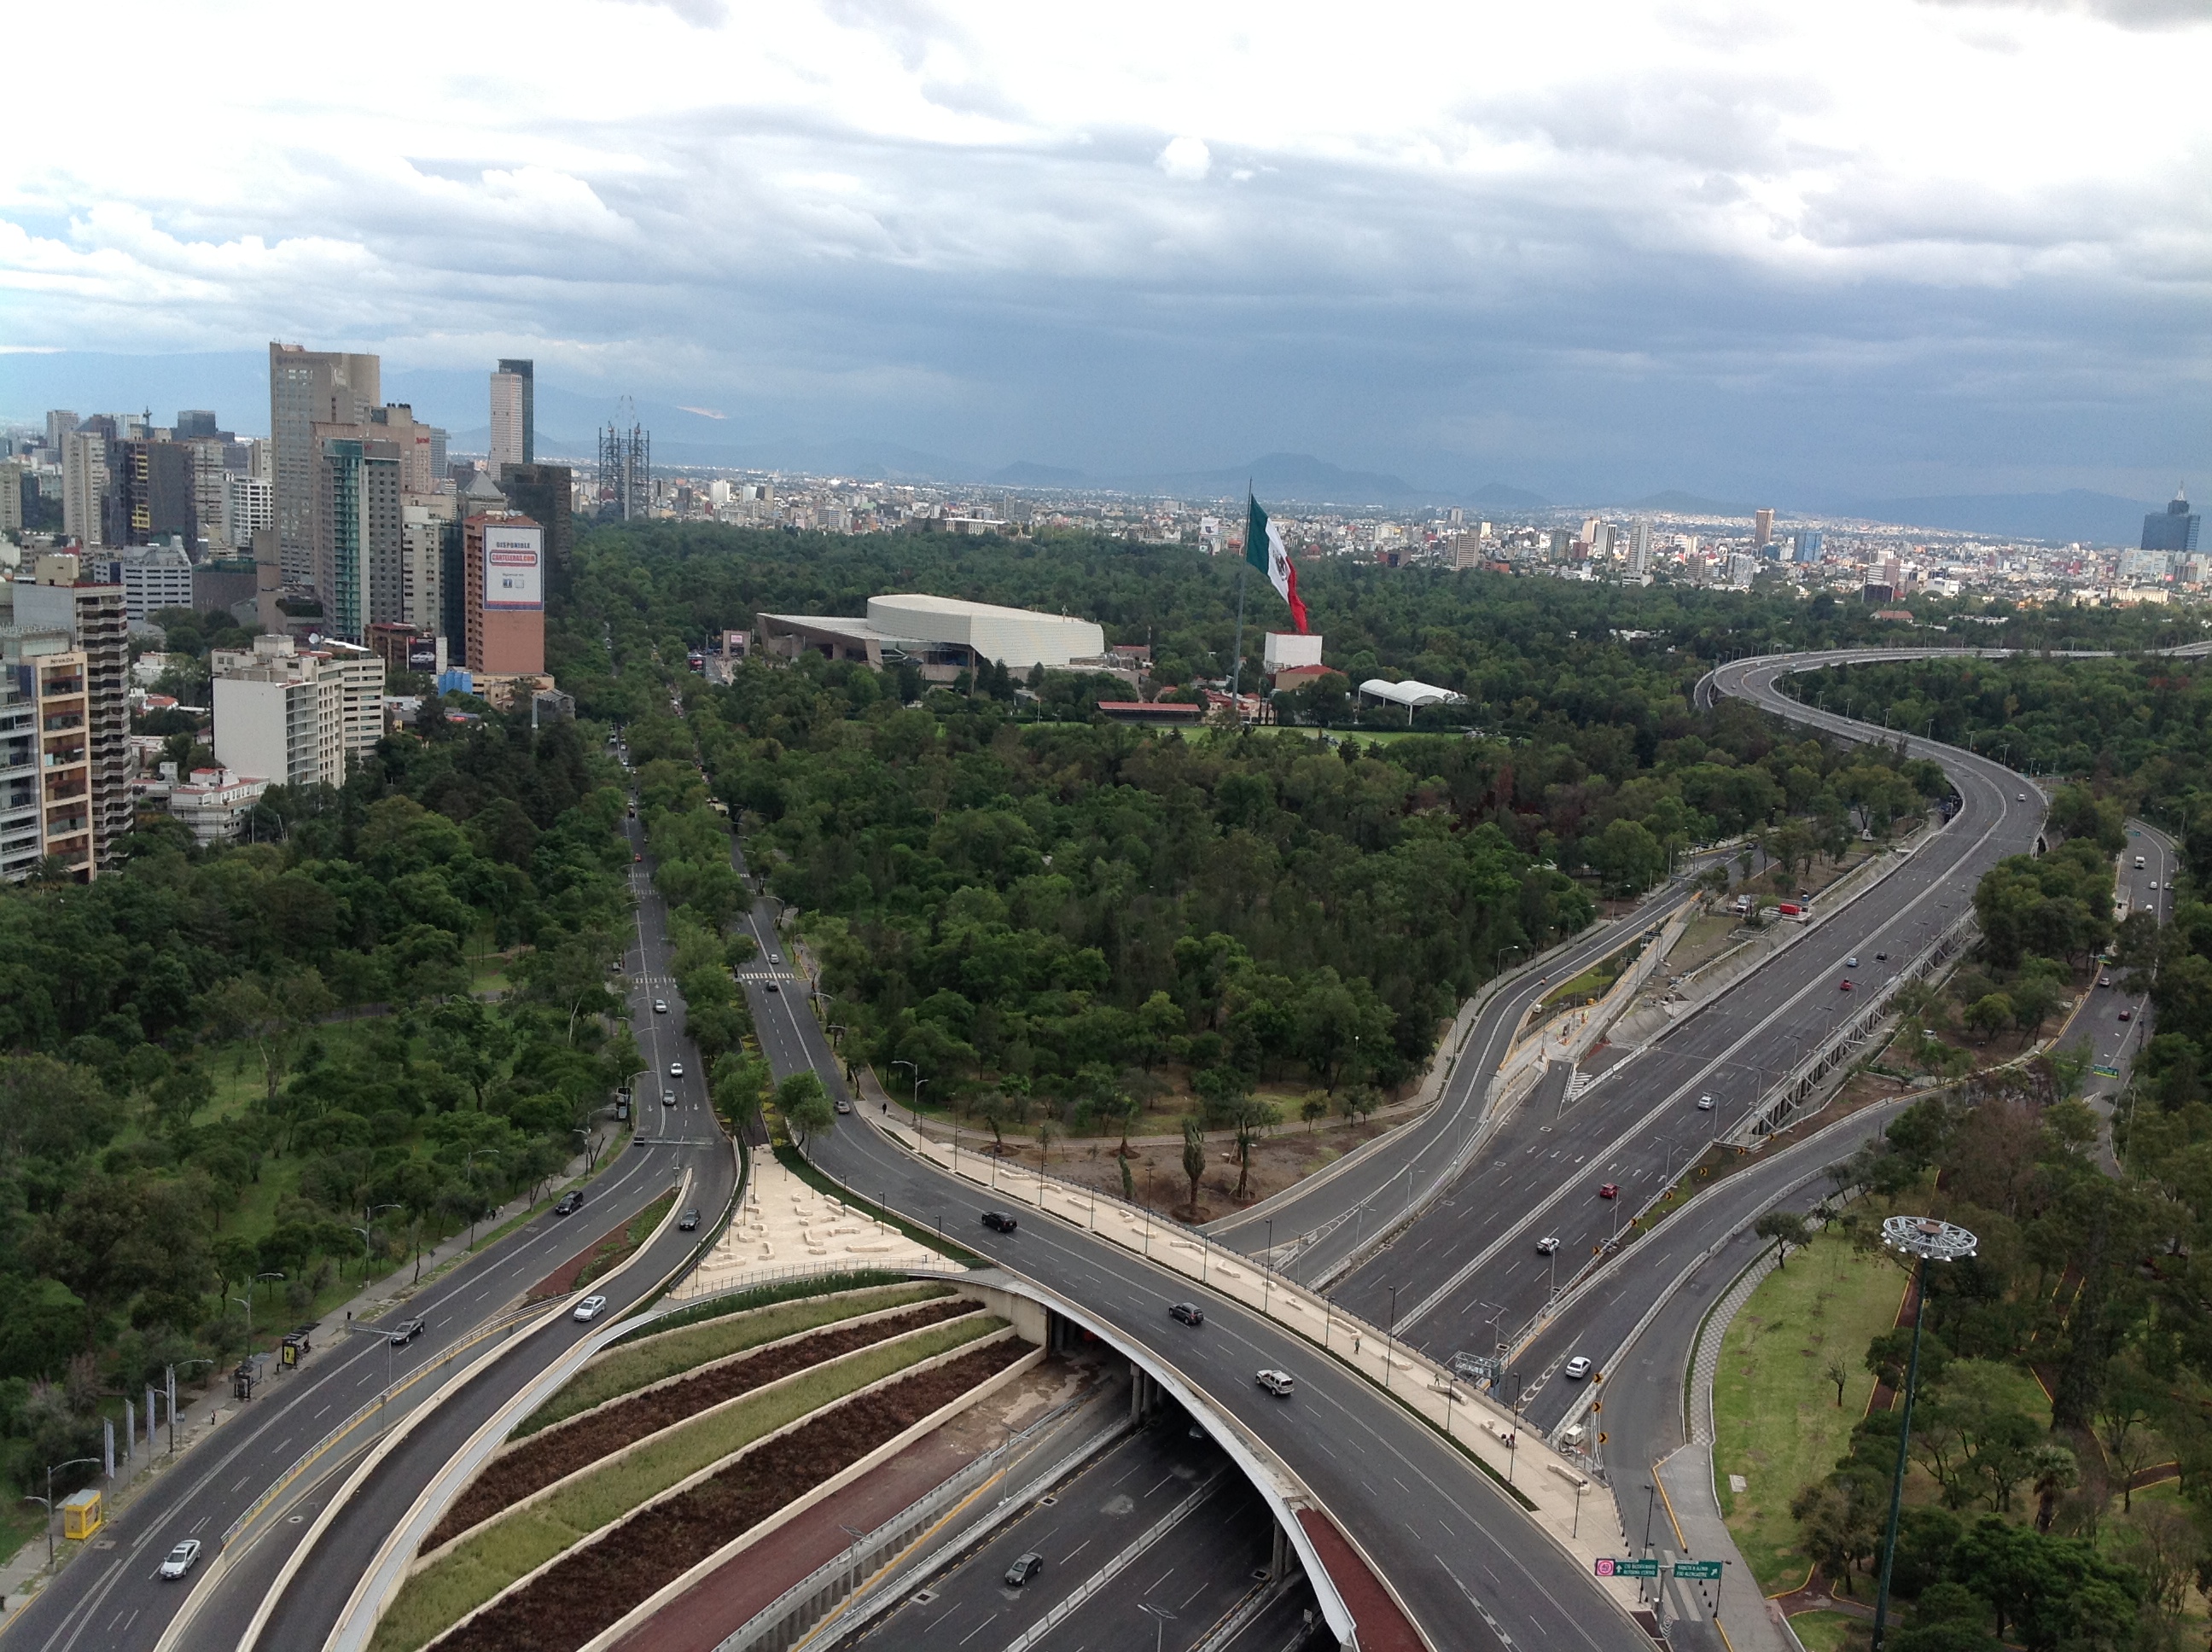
[158,1539,201,1579]
[573,1294,609,1323]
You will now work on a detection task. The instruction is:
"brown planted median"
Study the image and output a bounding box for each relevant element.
[435,1340,1027,1652]
[428,1300,977,1547]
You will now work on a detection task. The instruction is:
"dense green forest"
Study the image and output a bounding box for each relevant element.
[0,707,637,1509]
[553,526,1950,1128]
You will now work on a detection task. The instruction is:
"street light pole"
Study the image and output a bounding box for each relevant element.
[1384,1284,1400,1392]
[1871,1217,1979,1652]
[25,1457,101,1566]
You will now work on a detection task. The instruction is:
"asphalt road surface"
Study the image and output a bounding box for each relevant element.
[217,808,738,1652]
[1323,651,2041,1374]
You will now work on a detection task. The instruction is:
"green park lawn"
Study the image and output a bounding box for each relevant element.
[1713,1228,1912,1592]
[1787,1609,1867,1652]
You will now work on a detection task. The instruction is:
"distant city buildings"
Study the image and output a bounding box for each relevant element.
[2142,489,2200,554]
[270,342,380,587]
[490,360,533,469]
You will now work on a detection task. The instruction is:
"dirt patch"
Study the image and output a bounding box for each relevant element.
[526,1219,635,1304]
[979,1117,1400,1224]
[428,1300,976,1547]
[436,1341,1029,1652]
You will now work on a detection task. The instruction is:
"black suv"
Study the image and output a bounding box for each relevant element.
[555,1191,581,1216]
[678,1209,701,1231]
[980,1211,1017,1233]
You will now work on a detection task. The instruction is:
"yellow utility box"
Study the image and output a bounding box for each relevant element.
[60,1487,101,1541]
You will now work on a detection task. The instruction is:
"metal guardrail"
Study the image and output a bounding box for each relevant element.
[221,1297,558,1548]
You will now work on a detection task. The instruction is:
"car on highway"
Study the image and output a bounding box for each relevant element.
[835,1096,853,1114]
[1839,979,1854,992]
[662,1091,677,1108]
[765,982,779,993]
[158,1539,201,1579]
[556,1191,582,1216]
[1597,1183,1619,1199]
[1535,1236,1561,1254]
[573,1294,608,1323]
[1876,951,1889,962]
[2017,793,2028,801]
[1170,1301,1205,1325]
[1256,1368,1296,1397]
[653,999,667,1014]
[1004,1552,1045,1587]
[2102,974,2114,987]
[669,1061,684,1077]
[2151,881,2160,891]
[2119,1009,2133,1022]
[1846,955,1859,967]
[1563,1356,1593,1381]
[980,1211,1018,1233]
[678,1208,701,1230]
[1696,1094,1716,1111]
[771,953,783,964]
[388,1316,428,1347]
[633,852,642,863]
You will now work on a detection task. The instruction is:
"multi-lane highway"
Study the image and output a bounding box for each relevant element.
[1313,653,2040,1384]
[2,793,735,1652]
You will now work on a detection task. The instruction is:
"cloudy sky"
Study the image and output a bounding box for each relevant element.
[3,0,2208,503]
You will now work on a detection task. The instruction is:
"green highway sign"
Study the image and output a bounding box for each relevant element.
[1673,1561,1723,1580]
[1596,1558,1660,1578]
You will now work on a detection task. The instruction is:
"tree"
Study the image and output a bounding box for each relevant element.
[1947,1515,2141,1650]
[1181,1116,1207,1217]
[2028,1442,2076,1533]
[775,1071,835,1143]
[1965,992,2015,1044]
[1755,1209,1812,1268]
[712,1052,772,1140]
[2093,1369,2164,1513]
[1790,1471,1883,1592]
[1824,1354,1852,1407]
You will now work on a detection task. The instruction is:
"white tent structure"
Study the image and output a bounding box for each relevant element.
[1359,678,1464,713]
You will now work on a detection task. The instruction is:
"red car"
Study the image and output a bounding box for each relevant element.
[633,852,643,862]
[1598,1183,1620,1199]
[2118,1009,2133,1022]
[1839,979,1854,992]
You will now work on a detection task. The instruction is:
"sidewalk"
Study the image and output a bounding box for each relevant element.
[0,1125,622,1614]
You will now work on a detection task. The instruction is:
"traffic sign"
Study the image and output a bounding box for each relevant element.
[1673,1561,1723,1581]
[1598,1432,1609,1444]
[1596,1558,1660,1579]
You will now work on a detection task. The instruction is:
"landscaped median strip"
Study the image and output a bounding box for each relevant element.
[517,1281,952,1438]
[373,1314,1011,1652]
[424,1294,981,1549]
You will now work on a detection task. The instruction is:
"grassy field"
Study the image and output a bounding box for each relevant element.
[573,1190,679,1290]
[373,1314,1003,1652]
[520,1283,952,1435]
[1713,1229,1911,1593]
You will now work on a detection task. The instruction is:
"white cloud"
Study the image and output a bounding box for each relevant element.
[1156,137,1211,182]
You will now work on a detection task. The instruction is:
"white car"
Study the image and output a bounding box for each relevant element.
[573,1295,609,1323]
[1563,1356,1593,1380]
[158,1539,201,1579]
[1697,1093,1717,1111]
[668,1062,684,1078]
[1845,956,1859,968]
[653,999,667,1014]
[2150,881,2159,892]
[1535,1235,1561,1254]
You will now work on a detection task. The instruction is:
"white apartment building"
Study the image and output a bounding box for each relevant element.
[106,544,195,620]
[226,474,274,550]
[211,633,385,788]
[402,496,453,632]
[61,430,108,548]
[141,763,269,847]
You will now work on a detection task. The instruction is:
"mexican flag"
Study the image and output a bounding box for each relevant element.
[1245,493,1309,633]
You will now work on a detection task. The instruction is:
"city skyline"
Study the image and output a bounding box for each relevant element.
[2,2,2208,507]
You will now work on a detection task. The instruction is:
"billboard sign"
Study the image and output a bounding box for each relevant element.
[405,639,439,672]
[482,525,544,610]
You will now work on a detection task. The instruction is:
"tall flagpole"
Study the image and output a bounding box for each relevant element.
[1229,485,1251,724]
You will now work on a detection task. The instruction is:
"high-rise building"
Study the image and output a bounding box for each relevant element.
[463,512,545,675]
[1627,519,1652,573]
[2142,490,2201,554]
[490,361,533,469]
[1754,507,1775,546]
[227,474,274,550]
[0,647,45,882]
[211,633,385,788]
[369,403,442,495]
[115,439,199,546]
[12,555,130,869]
[61,428,109,548]
[269,342,380,589]
[174,410,222,441]
[401,493,456,634]
[1793,530,1824,562]
[497,463,573,596]
[315,436,404,642]
[0,462,21,538]
[45,410,79,457]
[88,544,196,620]
[0,629,93,881]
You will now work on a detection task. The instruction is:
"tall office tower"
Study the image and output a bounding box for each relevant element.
[400,493,455,632]
[175,410,221,440]
[497,463,573,596]
[463,512,545,674]
[269,342,380,589]
[0,629,93,881]
[61,428,109,547]
[1628,518,1652,574]
[489,363,533,469]
[115,440,199,546]
[46,410,79,456]
[13,555,130,869]
[364,404,442,495]
[2142,489,2202,554]
[0,643,48,883]
[315,436,404,641]
[1754,507,1775,546]
[186,439,233,552]
[0,462,20,537]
